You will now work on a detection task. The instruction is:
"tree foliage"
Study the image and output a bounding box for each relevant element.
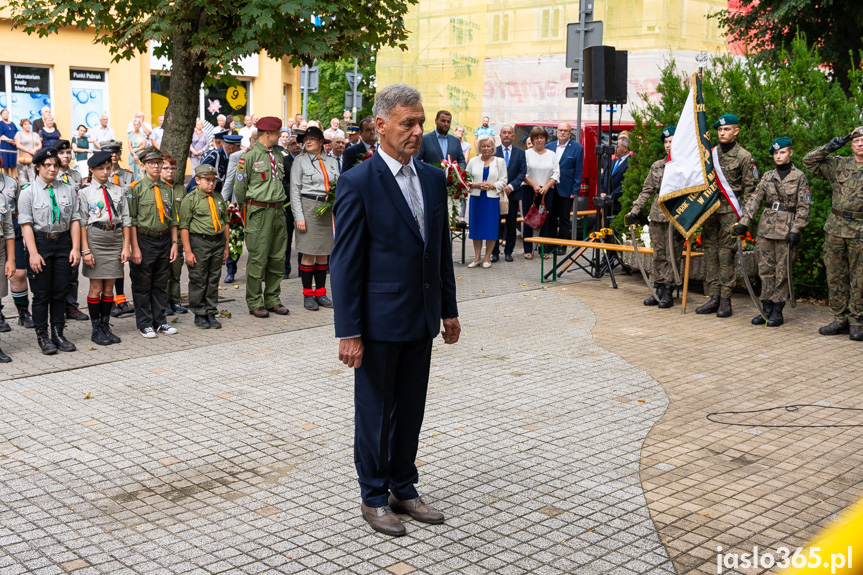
[714,0,863,93]
[7,0,415,181]
[307,55,376,125]
[618,36,863,297]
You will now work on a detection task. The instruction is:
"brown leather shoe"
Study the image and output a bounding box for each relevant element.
[267,304,290,315]
[388,494,445,524]
[361,504,406,536]
[695,295,720,314]
[249,307,270,318]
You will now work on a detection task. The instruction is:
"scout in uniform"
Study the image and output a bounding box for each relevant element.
[52,139,89,322]
[78,151,131,345]
[696,114,757,318]
[0,181,15,361]
[803,126,863,341]
[101,139,135,318]
[233,116,290,318]
[160,156,188,316]
[732,137,810,327]
[17,147,82,355]
[179,164,229,329]
[127,147,179,338]
[625,126,681,309]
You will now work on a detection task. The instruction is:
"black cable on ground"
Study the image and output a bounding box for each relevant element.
[707,404,863,428]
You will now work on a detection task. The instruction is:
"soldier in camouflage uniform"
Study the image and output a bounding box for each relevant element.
[732,137,810,327]
[625,126,681,309]
[696,114,757,318]
[803,126,863,341]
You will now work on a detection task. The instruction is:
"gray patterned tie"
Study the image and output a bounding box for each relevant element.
[399,164,425,241]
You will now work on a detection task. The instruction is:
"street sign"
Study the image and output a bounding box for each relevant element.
[565,20,603,69]
[345,72,363,89]
[300,65,319,93]
[345,91,363,110]
[566,87,582,99]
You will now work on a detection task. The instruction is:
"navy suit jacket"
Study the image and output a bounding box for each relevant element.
[494,145,528,202]
[600,153,631,212]
[341,141,373,174]
[415,131,466,169]
[546,138,584,198]
[331,151,459,342]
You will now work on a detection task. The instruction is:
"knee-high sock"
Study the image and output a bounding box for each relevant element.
[87,297,102,321]
[300,264,314,296]
[313,263,328,296]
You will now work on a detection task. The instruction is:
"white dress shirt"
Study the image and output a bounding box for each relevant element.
[377,145,423,212]
[555,139,568,160]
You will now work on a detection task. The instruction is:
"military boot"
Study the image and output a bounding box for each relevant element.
[695,295,720,314]
[17,305,34,328]
[36,328,58,355]
[90,318,111,345]
[716,298,732,318]
[100,316,121,344]
[658,284,674,309]
[850,326,863,342]
[0,307,11,333]
[643,284,661,306]
[51,325,77,352]
[818,321,850,336]
[752,300,773,325]
[766,302,785,327]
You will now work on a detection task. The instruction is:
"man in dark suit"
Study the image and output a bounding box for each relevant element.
[491,125,527,262]
[414,110,466,169]
[545,123,585,253]
[331,84,461,537]
[341,117,378,173]
[600,134,631,217]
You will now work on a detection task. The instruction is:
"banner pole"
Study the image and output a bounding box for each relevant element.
[681,239,693,314]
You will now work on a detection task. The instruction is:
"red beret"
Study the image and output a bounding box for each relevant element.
[256,116,282,132]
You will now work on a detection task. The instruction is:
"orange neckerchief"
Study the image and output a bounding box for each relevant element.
[206,193,222,233]
[317,157,331,192]
[153,184,166,224]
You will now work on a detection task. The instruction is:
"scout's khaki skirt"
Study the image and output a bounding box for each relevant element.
[83,225,125,279]
[0,247,7,298]
[295,197,334,256]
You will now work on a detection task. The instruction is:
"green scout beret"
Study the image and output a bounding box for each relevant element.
[660,126,676,143]
[194,164,218,176]
[712,114,739,129]
[137,146,163,163]
[768,136,793,154]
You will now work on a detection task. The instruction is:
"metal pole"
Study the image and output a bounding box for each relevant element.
[301,65,310,121]
[575,1,587,145]
[352,58,359,122]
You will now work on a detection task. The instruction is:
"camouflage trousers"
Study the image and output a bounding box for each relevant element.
[649,221,682,285]
[702,211,739,298]
[756,236,791,303]
[823,232,863,326]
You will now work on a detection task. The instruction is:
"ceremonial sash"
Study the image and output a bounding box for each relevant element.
[711,147,742,218]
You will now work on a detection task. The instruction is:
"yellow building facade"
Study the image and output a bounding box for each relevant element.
[0,15,301,170]
[378,0,729,134]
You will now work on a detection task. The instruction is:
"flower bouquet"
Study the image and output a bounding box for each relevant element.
[436,156,471,223]
[227,203,245,260]
[314,178,337,218]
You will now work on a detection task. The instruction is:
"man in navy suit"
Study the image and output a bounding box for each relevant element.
[341,117,378,173]
[491,125,527,262]
[331,84,461,537]
[546,123,584,253]
[414,110,466,169]
[600,134,631,217]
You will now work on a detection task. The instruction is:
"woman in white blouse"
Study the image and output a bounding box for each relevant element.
[521,127,559,259]
[465,135,507,267]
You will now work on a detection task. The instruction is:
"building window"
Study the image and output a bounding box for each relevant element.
[490,13,511,43]
[69,69,108,135]
[0,64,53,126]
[539,7,561,40]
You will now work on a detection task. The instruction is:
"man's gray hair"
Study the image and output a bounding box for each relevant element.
[618,135,631,149]
[373,83,422,121]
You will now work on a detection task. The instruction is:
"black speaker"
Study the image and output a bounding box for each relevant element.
[614,50,628,104]
[583,45,616,104]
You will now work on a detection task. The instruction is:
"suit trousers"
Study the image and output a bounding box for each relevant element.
[493,191,520,257]
[28,233,73,331]
[66,262,81,311]
[354,335,433,507]
[548,193,574,241]
[130,233,171,330]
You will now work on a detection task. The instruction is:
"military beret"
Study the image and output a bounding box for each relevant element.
[51,139,71,151]
[194,164,218,176]
[660,126,676,143]
[33,147,59,164]
[346,123,360,134]
[850,126,863,140]
[212,130,228,141]
[87,151,113,168]
[137,146,163,163]
[768,136,793,154]
[256,116,282,132]
[712,114,739,129]
[100,140,122,152]
[223,134,243,145]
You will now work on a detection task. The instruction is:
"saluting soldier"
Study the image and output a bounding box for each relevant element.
[179,164,229,329]
[696,114,757,318]
[625,126,680,309]
[17,147,82,355]
[0,177,15,361]
[160,156,188,316]
[101,139,135,318]
[127,147,179,339]
[52,139,89,322]
[732,137,810,327]
[233,116,290,318]
[803,126,863,341]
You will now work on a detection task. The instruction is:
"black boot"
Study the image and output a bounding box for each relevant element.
[658,284,674,309]
[752,300,773,325]
[643,284,661,306]
[17,305,34,328]
[51,324,77,352]
[766,301,785,327]
[37,328,58,355]
[695,296,720,314]
[819,320,850,336]
[90,318,111,345]
[0,340,10,363]
[716,297,732,318]
[850,326,863,341]
[0,308,10,333]
[100,316,121,344]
